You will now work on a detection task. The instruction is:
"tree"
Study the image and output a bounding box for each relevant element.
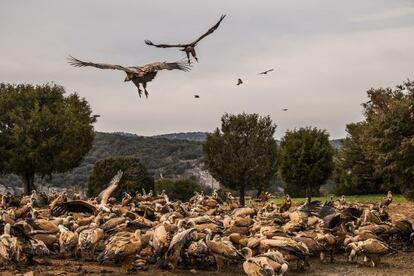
[333,123,383,195]
[155,178,201,202]
[203,113,278,206]
[361,80,414,198]
[88,156,154,199]
[0,83,96,194]
[279,127,334,199]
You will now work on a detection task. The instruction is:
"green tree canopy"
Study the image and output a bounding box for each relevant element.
[333,123,383,195]
[0,83,96,194]
[361,80,414,198]
[203,112,278,206]
[155,178,201,202]
[88,156,154,199]
[279,127,334,198]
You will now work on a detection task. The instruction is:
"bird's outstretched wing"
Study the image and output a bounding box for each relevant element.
[51,200,97,216]
[259,68,274,74]
[144,40,187,48]
[140,61,191,73]
[97,170,123,205]
[191,14,226,45]
[67,56,136,73]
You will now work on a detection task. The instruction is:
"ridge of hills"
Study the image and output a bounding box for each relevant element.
[0,131,342,192]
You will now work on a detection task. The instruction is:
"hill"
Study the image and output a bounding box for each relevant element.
[0,132,204,192]
[152,132,208,142]
[0,131,343,193]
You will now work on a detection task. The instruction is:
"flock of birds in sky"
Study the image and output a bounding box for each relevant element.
[68,14,285,110]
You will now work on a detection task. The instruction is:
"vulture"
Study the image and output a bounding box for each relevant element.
[194,95,200,98]
[279,195,291,213]
[236,78,243,86]
[51,171,123,216]
[68,56,190,98]
[145,15,226,64]
[380,191,393,208]
[282,109,288,111]
[347,238,395,267]
[258,68,274,75]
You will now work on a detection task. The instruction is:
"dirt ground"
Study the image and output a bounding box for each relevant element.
[2,203,414,276]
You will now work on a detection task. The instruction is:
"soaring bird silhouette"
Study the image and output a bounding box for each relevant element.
[236,78,243,86]
[145,15,226,64]
[194,95,200,98]
[68,56,190,98]
[282,108,288,111]
[258,68,274,75]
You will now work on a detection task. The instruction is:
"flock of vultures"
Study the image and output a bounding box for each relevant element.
[0,171,413,275]
[67,14,275,99]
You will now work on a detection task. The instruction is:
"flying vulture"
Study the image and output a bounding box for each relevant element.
[145,15,226,64]
[258,68,274,75]
[237,78,243,86]
[282,108,288,111]
[68,56,190,98]
[194,95,200,98]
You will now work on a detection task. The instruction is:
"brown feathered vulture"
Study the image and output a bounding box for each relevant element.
[145,15,226,64]
[68,56,190,98]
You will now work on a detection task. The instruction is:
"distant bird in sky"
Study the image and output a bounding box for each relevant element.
[194,95,200,98]
[67,56,190,98]
[282,108,288,111]
[236,78,243,86]
[258,68,274,75]
[145,15,226,64]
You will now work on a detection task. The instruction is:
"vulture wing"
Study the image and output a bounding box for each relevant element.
[191,14,226,45]
[259,69,274,75]
[97,170,123,205]
[144,40,187,48]
[167,228,196,253]
[67,56,136,73]
[139,61,191,73]
[51,200,97,216]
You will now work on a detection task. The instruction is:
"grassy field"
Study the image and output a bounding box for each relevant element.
[268,194,408,205]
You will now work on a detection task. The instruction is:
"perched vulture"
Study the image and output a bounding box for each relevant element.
[145,15,226,64]
[68,56,190,98]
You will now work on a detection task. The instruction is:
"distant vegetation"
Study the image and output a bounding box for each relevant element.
[153,132,208,142]
[0,132,203,191]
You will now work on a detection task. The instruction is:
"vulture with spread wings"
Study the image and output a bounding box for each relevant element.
[50,171,123,216]
[145,15,226,64]
[68,56,190,98]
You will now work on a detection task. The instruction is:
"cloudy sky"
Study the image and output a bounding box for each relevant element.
[1,0,413,139]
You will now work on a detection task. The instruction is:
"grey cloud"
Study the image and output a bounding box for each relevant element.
[0,0,413,139]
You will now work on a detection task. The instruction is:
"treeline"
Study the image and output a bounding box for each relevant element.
[1,81,413,203]
[333,80,414,199]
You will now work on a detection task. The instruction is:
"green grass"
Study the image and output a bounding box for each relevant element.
[269,194,408,205]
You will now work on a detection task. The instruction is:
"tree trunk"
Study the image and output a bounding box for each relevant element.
[256,185,263,199]
[239,185,245,206]
[306,184,311,202]
[23,171,35,195]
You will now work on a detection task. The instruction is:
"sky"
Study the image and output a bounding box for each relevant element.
[0,0,413,139]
